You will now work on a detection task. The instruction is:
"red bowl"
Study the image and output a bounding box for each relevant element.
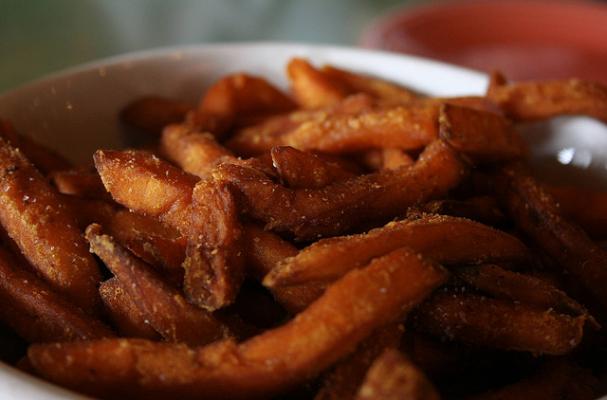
[362,0,607,83]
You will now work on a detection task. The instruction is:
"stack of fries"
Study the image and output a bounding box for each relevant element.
[0,58,606,399]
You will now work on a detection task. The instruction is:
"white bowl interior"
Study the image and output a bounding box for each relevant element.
[0,42,606,399]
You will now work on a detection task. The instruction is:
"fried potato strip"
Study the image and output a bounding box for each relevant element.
[287,58,350,109]
[183,179,245,310]
[217,139,467,240]
[271,146,356,188]
[29,248,447,399]
[315,324,403,400]
[160,123,234,177]
[266,214,528,287]
[106,210,185,275]
[0,119,72,174]
[0,138,101,312]
[321,65,420,102]
[242,223,323,313]
[0,247,113,342]
[456,264,591,319]
[94,149,198,233]
[50,168,111,200]
[411,196,505,227]
[194,73,296,138]
[414,292,586,355]
[226,93,377,156]
[498,165,607,312]
[487,72,607,122]
[99,278,160,340]
[355,348,440,400]
[281,104,438,153]
[86,224,230,346]
[120,96,192,135]
[439,103,527,162]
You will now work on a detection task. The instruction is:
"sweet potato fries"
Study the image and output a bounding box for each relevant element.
[0,60,606,400]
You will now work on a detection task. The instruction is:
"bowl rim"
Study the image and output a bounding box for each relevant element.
[0,41,485,98]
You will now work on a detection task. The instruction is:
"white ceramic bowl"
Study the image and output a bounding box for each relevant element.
[0,42,606,399]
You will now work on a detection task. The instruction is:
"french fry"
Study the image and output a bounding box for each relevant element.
[94,150,312,310]
[467,361,598,400]
[456,264,591,319]
[86,224,230,346]
[216,139,467,240]
[0,246,113,342]
[546,185,607,238]
[414,291,586,355]
[411,196,505,226]
[106,209,185,273]
[280,104,438,153]
[355,348,440,400]
[265,214,528,287]
[60,195,117,230]
[226,93,377,156]
[315,323,403,400]
[120,96,192,135]
[182,179,245,310]
[0,119,72,174]
[160,123,234,177]
[487,71,607,122]
[271,146,356,188]
[288,58,350,109]
[0,137,101,312]
[321,65,420,102]
[28,247,447,399]
[242,223,324,313]
[94,149,198,233]
[498,165,607,312]
[99,278,160,340]
[50,168,111,200]
[439,103,527,162]
[193,73,296,138]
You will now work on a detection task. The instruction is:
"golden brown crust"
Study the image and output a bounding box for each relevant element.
[414,292,586,355]
[29,247,447,399]
[487,73,607,122]
[266,214,528,287]
[0,137,101,312]
[193,73,296,138]
[86,224,230,346]
[99,278,160,340]
[0,246,113,342]
[288,58,350,109]
[498,165,607,312]
[217,140,467,240]
[160,124,234,178]
[281,105,438,153]
[321,64,421,102]
[439,103,527,162]
[94,149,198,233]
[182,180,245,310]
[50,168,112,200]
[271,146,356,189]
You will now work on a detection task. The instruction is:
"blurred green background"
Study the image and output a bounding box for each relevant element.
[0,0,419,92]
